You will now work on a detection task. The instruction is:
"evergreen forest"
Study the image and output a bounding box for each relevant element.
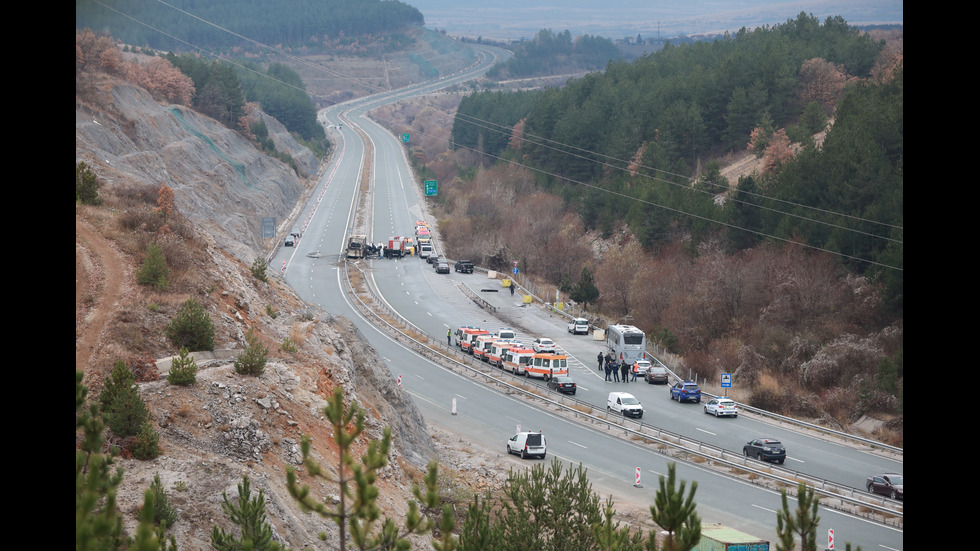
[450,13,902,315]
[75,0,425,53]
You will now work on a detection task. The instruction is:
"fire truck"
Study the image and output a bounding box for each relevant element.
[387,236,408,258]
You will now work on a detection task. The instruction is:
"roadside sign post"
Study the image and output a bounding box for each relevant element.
[424,180,437,196]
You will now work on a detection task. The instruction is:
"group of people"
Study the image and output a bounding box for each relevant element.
[597,352,639,383]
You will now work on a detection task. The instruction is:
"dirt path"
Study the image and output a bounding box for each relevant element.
[75,214,128,376]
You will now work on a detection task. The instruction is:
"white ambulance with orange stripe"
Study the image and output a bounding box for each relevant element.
[502,347,535,376]
[488,340,521,368]
[526,352,568,380]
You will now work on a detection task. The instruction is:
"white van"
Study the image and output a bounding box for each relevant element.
[607,392,643,418]
[506,431,546,459]
[496,327,517,340]
[567,318,589,335]
[419,243,433,258]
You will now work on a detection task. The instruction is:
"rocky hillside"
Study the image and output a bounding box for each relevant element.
[76,72,318,265]
[76,72,477,549]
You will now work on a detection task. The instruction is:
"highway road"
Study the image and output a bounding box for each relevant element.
[272,46,903,550]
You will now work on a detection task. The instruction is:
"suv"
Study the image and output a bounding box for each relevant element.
[567,318,589,334]
[506,431,546,459]
[607,392,643,418]
[670,381,701,403]
[454,260,474,273]
[743,438,786,464]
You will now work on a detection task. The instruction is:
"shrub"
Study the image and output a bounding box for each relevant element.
[234,329,268,376]
[137,241,170,290]
[251,257,269,283]
[166,298,215,351]
[100,360,150,439]
[76,161,102,205]
[147,474,177,528]
[166,347,198,386]
[131,420,162,460]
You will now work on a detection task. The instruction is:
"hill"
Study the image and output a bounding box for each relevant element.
[75,67,482,548]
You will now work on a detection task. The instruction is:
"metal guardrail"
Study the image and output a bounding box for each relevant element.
[341,261,903,527]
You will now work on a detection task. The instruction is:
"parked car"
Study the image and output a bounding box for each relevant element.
[426,254,440,265]
[567,318,589,334]
[506,431,546,459]
[644,363,669,384]
[435,260,450,274]
[670,381,702,403]
[607,392,643,418]
[531,338,556,353]
[743,438,786,464]
[703,397,738,417]
[866,473,903,500]
[547,376,577,395]
[284,235,295,247]
[454,260,474,273]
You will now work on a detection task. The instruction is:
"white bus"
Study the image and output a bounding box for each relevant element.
[605,324,647,363]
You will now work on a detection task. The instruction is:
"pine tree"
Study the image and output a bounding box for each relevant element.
[649,463,701,551]
[234,329,268,376]
[76,161,103,205]
[211,475,284,551]
[77,371,126,550]
[166,298,215,351]
[166,347,198,386]
[776,482,821,551]
[100,360,151,439]
[148,474,177,529]
[285,386,446,551]
[138,241,170,290]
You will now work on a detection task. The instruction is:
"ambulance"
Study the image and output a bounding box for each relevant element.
[488,340,520,368]
[502,347,535,376]
[453,325,480,347]
[526,352,569,380]
[472,334,499,362]
[459,328,490,355]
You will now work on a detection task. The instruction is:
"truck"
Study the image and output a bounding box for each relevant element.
[347,234,367,258]
[387,236,407,258]
[694,524,769,551]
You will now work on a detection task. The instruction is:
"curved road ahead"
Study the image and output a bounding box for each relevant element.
[272,45,903,550]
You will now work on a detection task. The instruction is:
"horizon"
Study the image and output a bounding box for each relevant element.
[407,0,903,41]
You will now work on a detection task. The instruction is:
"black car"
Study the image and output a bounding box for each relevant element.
[427,254,440,265]
[743,438,786,464]
[454,260,474,273]
[866,473,903,500]
[547,376,576,395]
[435,261,451,274]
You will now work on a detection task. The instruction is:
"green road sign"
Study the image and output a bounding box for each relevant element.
[402,133,410,142]
[424,180,437,196]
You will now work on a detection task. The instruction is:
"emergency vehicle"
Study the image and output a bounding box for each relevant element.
[488,341,520,368]
[526,353,569,380]
[472,334,499,362]
[459,328,490,355]
[502,347,535,376]
[387,236,407,258]
[453,325,479,347]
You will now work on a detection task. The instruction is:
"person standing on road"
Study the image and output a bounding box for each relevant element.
[620,360,629,383]
[612,359,620,382]
[631,362,639,382]
[597,351,604,372]
[510,282,515,296]
[447,328,452,347]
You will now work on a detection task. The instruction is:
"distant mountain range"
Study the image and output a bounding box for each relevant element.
[408,0,903,41]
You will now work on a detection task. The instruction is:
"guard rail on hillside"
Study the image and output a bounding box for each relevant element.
[341,261,903,527]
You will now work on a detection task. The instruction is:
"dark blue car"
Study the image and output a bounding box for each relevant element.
[670,381,701,403]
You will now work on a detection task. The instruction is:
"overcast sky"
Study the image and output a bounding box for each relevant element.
[407,0,903,41]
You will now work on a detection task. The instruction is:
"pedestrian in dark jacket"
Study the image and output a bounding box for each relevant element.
[620,361,629,383]
[597,352,604,372]
[612,360,620,382]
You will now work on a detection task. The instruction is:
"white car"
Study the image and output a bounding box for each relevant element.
[704,398,738,418]
[607,392,643,418]
[506,431,546,459]
[567,318,589,334]
[531,338,556,353]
